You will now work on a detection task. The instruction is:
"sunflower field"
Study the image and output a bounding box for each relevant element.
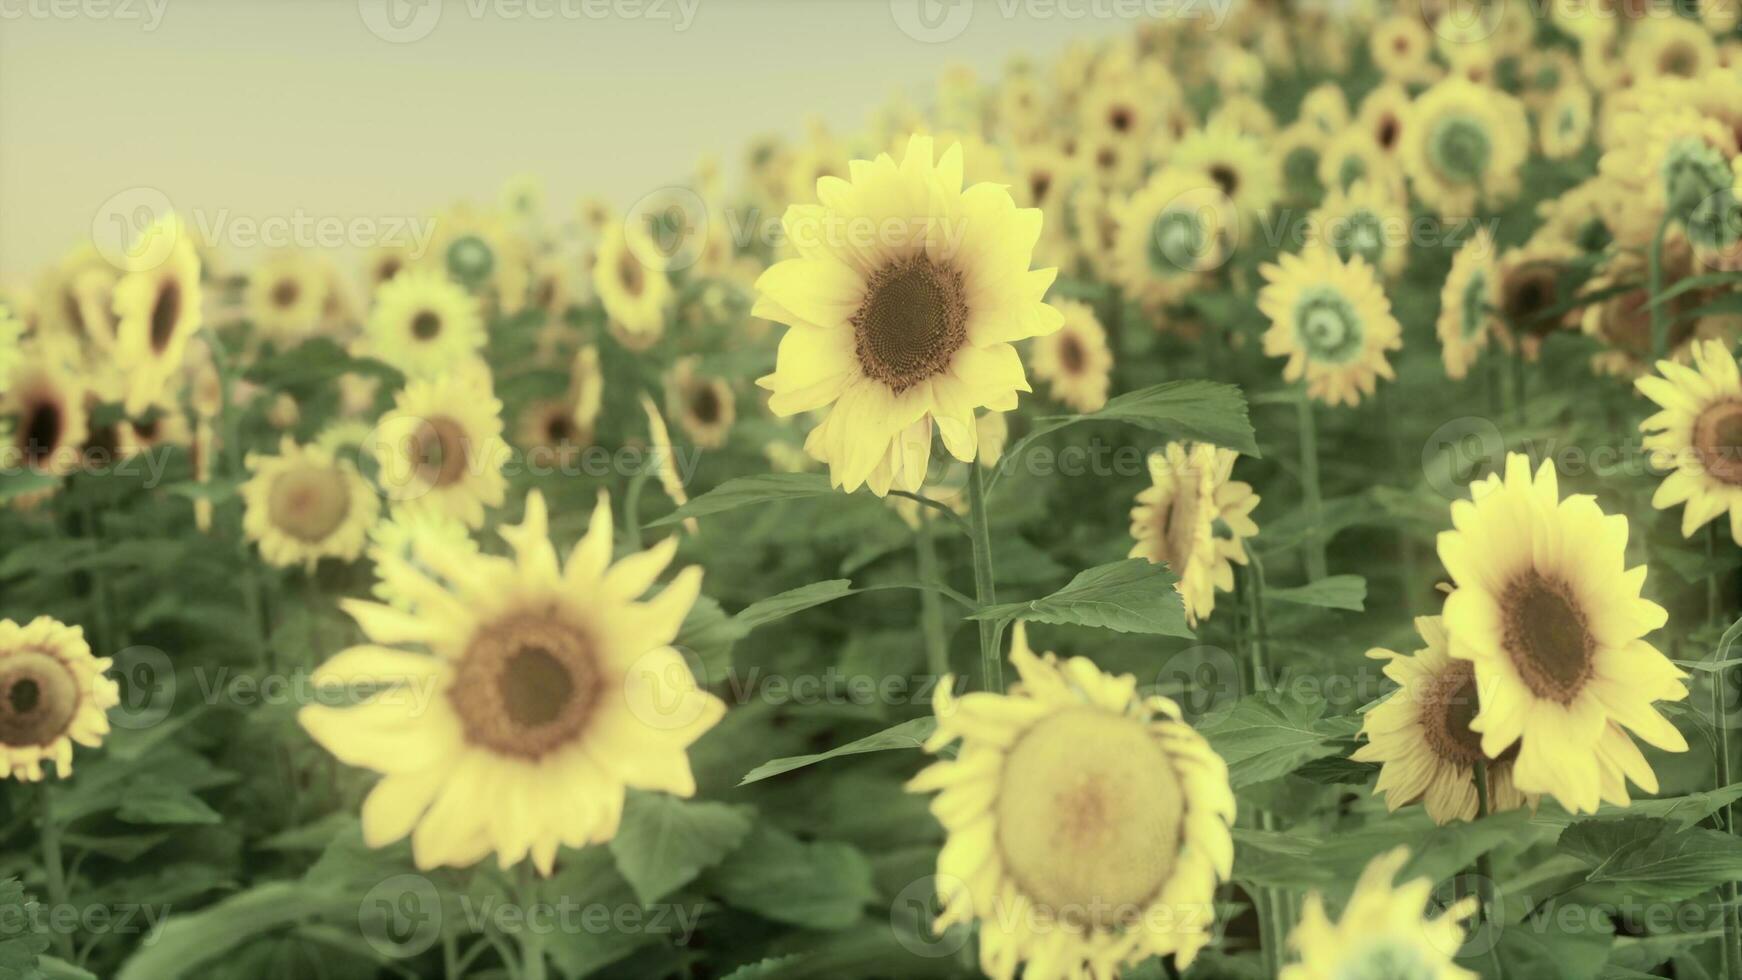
[7,2,1742,979]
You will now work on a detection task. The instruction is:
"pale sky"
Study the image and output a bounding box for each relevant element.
[0,0,1139,277]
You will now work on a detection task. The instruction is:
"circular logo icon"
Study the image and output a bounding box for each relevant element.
[1422,416,1504,500]
[108,646,176,731]
[623,187,712,274]
[1155,645,1243,725]
[358,874,443,959]
[622,645,715,732]
[890,875,973,958]
[890,0,973,42]
[1154,186,1241,275]
[359,0,443,43]
[90,187,176,272]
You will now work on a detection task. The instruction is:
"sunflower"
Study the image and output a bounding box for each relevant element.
[0,617,118,781]
[1636,338,1742,544]
[1358,83,1412,160]
[1113,168,1236,312]
[753,135,1062,496]
[1401,79,1531,218]
[1170,119,1278,226]
[421,206,529,310]
[1437,454,1689,813]
[1128,441,1260,627]
[1626,16,1717,84]
[1600,103,1738,247]
[1030,299,1112,413]
[1354,616,1534,824]
[595,221,672,350]
[242,438,380,571]
[38,246,119,355]
[1302,180,1409,280]
[1371,15,1438,84]
[1493,239,1579,359]
[1275,122,1328,206]
[1538,84,1593,161]
[299,490,725,873]
[569,344,604,436]
[110,213,203,416]
[1281,848,1476,980]
[906,623,1235,978]
[4,354,89,478]
[1436,227,1500,380]
[364,244,414,291]
[515,397,589,470]
[248,252,330,344]
[1259,248,1402,407]
[367,506,481,612]
[641,395,697,534]
[665,357,734,450]
[370,366,510,529]
[1318,128,1404,199]
[363,269,485,380]
[1299,82,1351,135]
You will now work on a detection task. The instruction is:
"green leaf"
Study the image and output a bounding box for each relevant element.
[115,786,222,826]
[1559,816,1742,901]
[1045,380,1260,457]
[243,337,403,389]
[648,473,835,526]
[734,580,858,631]
[0,469,59,505]
[709,826,876,930]
[609,792,754,904]
[970,559,1193,637]
[0,878,48,980]
[740,717,937,785]
[675,594,743,685]
[1494,908,1613,980]
[1200,695,1361,788]
[1267,575,1367,611]
[115,882,352,980]
[1531,784,1742,831]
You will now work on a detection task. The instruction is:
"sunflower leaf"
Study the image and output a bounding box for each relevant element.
[739,717,937,785]
[706,826,875,930]
[647,473,835,527]
[609,792,755,904]
[1042,380,1260,457]
[968,558,1194,637]
[1559,816,1742,902]
[733,580,858,631]
[1199,694,1360,788]
[1266,575,1367,611]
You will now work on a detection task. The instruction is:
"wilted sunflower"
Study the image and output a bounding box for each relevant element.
[364,269,485,380]
[754,135,1062,495]
[1030,299,1112,413]
[4,354,89,478]
[1113,168,1236,312]
[1637,338,1742,544]
[1129,441,1260,626]
[370,366,509,529]
[242,438,380,570]
[1281,848,1476,980]
[1258,248,1402,407]
[247,252,330,343]
[299,490,726,873]
[1400,79,1530,218]
[0,617,118,781]
[666,357,735,450]
[907,623,1235,978]
[595,222,672,350]
[1438,454,1688,813]
[110,213,203,415]
[1354,616,1533,824]
[1435,228,1500,380]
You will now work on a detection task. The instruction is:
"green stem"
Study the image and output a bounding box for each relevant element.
[517,866,546,980]
[39,784,74,960]
[624,466,651,551]
[1474,759,1505,980]
[1295,394,1327,582]
[915,508,950,679]
[1709,528,1742,980]
[1649,216,1671,361]
[1243,558,1289,970]
[204,328,273,668]
[966,465,1002,693]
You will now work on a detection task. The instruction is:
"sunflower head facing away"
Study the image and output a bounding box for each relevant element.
[1436,228,1500,380]
[299,491,725,873]
[1437,454,1689,814]
[754,134,1062,495]
[907,623,1235,978]
[1128,441,1259,626]
[1259,248,1402,407]
[110,212,203,416]
[0,616,119,781]
[1282,847,1477,980]
[242,437,380,571]
[1637,338,1742,544]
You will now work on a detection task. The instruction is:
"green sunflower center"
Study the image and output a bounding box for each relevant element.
[1284,146,1323,200]
[0,652,78,749]
[1337,155,1368,191]
[1693,399,1742,486]
[995,708,1184,930]
[1501,570,1595,704]
[1686,187,1742,252]
[1428,115,1492,185]
[1333,210,1387,269]
[449,614,600,759]
[1459,269,1491,340]
[267,466,354,543]
[1149,209,1207,275]
[446,234,496,285]
[851,254,970,393]
[1293,287,1365,364]
[1333,938,1442,980]
[1662,138,1733,223]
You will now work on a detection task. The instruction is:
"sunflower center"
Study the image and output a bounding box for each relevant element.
[1428,115,1491,184]
[1283,146,1321,196]
[1208,164,1239,198]
[0,652,78,748]
[1029,172,1053,203]
[447,235,495,285]
[1334,210,1386,269]
[1660,42,1699,77]
[1422,659,1519,767]
[1109,105,1133,133]
[1502,267,1559,331]
[267,466,354,543]
[1153,474,1203,570]
[449,614,600,759]
[1687,187,1742,251]
[1501,570,1595,704]
[1459,270,1490,340]
[272,279,300,309]
[1294,288,1364,363]
[150,278,182,353]
[376,257,403,284]
[1377,115,1400,151]
[413,416,471,488]
[1333,938,1441,980]
[1060,334,1086,374]
[545,413,575,444]
[21,399,63,466]
[1149,209,1206,275]
[1693,399,1742,485]
[690,384,722,424]
[851,254,969,393]
[619,251,646,298]
[1663,140,1732,221]
[411,310,442,341]
[995,708,1184,929]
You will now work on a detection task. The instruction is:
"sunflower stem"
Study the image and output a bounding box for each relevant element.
[1708,527,1742,980]
[966,464,1002,693]
[915,508,951,679]
[1295,393,1327,582]
[624,465,651,552]
[204,327,274,668]
[1649,215,1671,361]
[516,865,547,980]
[1242,558,1289,972]
[1473,759,1505,980]
[38,783,74,960]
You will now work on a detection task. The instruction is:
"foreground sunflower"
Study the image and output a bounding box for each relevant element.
[1259,248,1402,407]
[299,491,725,872]
[0,616,119,781]
[369,366,510,529]
[242,438,380,570]
[110,213,203,415]
[1030,299,1112,413]
[1354,616,1533,824]
[363,269,485,380]
[1281,848,1476,980]
[907,624,1235,978]
[1636,338,1742,544]
[1435,228,1499,380]
[754,134,1062,495]
[1438,454,1688,814]
[1129,441,1260,626]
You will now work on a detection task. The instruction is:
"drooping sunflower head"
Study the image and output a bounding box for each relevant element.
[0,616,119,781]
[1637,338,1742,543]
[908,624,1235,978]
[242,437,381,571]
[370,365,509,530]
[1281,847,1477,980]
[110,212,203,416]
[1128,440,1259,626]
[1401,79,1530,218]
[4,353,90,478]
[1258,248,1403,407]
[1436,227,1500,380]
[364,268,485,381]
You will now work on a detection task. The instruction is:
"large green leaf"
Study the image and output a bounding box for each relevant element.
[734,580,858,631]
[740,717,937,785]
[609,792,754,904]
[114,882,352,980]
[1559,816,1742,902]
[970,559,1193,637]
[1199,694,1361,788]
[708,827,876,930]
[1050,380,1260,457]
[648,473,835,526]
[1267,575,1367,611]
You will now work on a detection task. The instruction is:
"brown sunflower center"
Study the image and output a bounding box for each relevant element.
[411,310,442,341]
[1378,115,1400,150]
[267,466,353,543]
[995,708,1184,929]
[619,251,645,298]
[21,398,64,466]
[1208,164,1239,198]
[1060,333,1086,374]
[1029,172,1053,203]
[150,278,182,353]
[851,255,969,393]
[1422,660,1520,766]
[1151,475,1203,571]
[0,652,79,748]
[413,416,471,488]
[1503,267,1560,333]
[448,614,600,759]
[1109,105,1134,133]
[545,412,575,445]
[377,258,403,284]
[1501,570,1595,703]
[1693,399,1742,485]
[1661,42,1698,77]
[272,279,300,309]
